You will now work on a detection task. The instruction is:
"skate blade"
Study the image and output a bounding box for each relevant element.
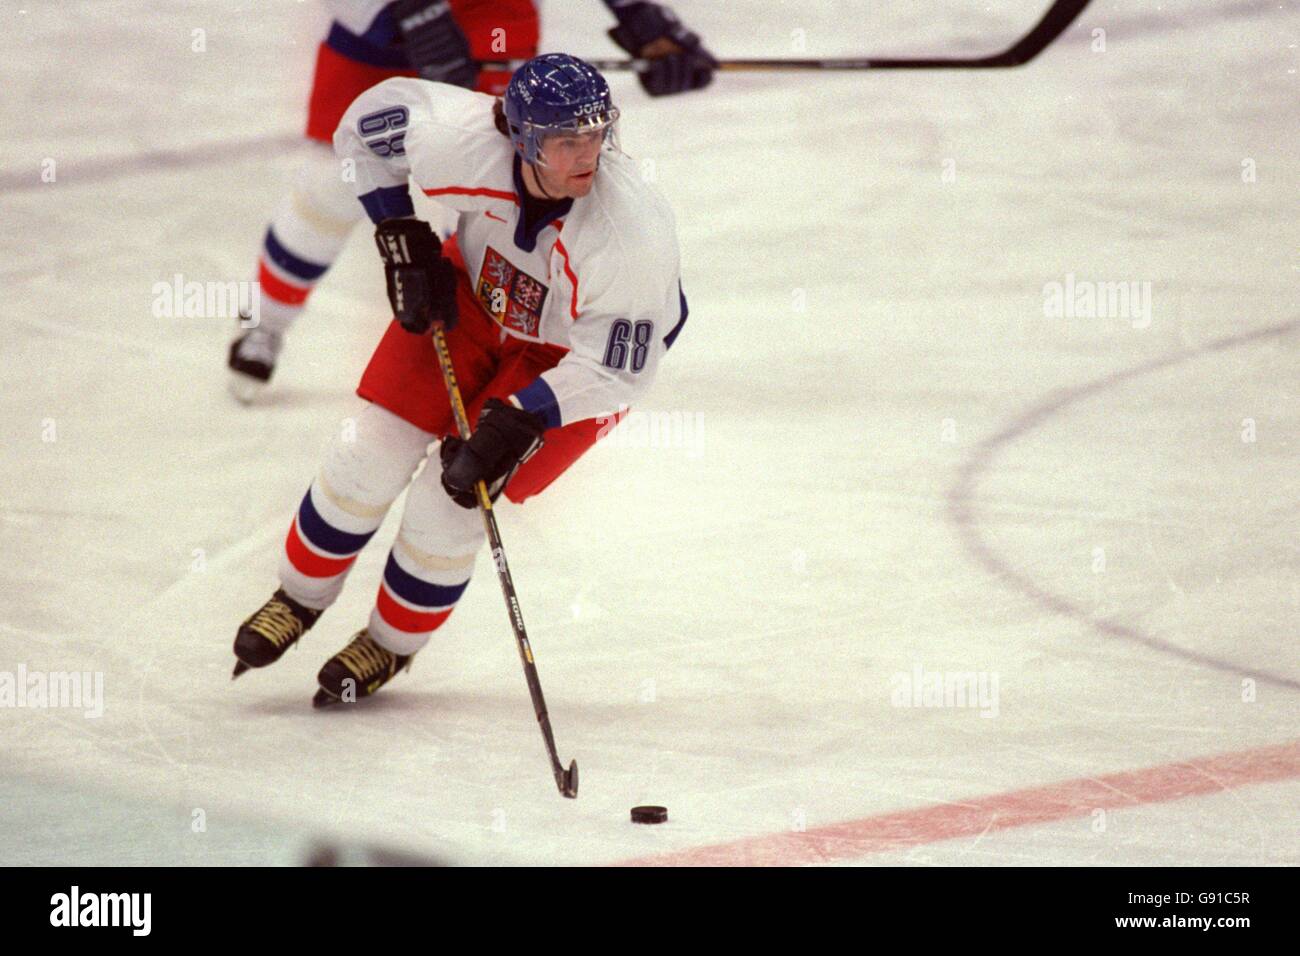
[227,372,268,406]
[312,688,342,709]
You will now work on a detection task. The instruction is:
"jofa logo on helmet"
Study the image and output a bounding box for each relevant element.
[573,101,605,116]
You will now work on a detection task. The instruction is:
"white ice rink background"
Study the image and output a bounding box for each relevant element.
[1,0,1296,865]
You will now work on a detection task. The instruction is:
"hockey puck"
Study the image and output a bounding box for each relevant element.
[630,805,668,824]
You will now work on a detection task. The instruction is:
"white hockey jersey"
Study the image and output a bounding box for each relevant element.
[334,78,687,429]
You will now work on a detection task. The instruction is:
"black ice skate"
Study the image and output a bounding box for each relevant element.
[227,323,283,404]
[313,630,412,708]
[231,589,322,678]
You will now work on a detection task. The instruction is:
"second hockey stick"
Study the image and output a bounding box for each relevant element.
[482,0,1091,73]
[430,323,579,800]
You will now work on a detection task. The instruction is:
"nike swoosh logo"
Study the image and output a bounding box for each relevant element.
[484,210,508,223]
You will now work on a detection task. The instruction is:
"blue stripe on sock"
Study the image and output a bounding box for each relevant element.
[297,491,375,556]
[513,377,562,431]
[264,228,329,282]
[383,554,469,609]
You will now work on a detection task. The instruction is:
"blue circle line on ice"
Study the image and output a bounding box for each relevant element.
[947,317,1300,694]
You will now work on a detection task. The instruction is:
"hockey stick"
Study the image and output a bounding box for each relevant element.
[483,0,1090,72]
[430,323,579,799]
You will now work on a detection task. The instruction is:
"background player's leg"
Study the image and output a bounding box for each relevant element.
[229,23,418,400]
[255,144,363,336]
[228,144,366,399]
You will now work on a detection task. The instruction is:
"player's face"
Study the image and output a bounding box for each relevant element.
[535,129,605,198]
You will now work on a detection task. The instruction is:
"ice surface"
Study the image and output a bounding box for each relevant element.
[1,0,1296,865]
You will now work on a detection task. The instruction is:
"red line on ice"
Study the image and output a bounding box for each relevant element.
[616,739,1300,867]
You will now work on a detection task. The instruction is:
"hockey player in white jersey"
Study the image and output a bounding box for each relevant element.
[227,0,713,402]
[231,54,688,705]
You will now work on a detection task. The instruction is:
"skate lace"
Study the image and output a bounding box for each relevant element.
[337,633,393,679]
[249,599,304,649]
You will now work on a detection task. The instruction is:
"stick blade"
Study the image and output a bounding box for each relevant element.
[558,760,578,799]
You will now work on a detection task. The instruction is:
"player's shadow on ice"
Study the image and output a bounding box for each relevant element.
[240,690,535,721]
[241,692,444,718]
[229,385,355,412]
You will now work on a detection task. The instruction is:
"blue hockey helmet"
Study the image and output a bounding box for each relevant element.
[503,53,620,166]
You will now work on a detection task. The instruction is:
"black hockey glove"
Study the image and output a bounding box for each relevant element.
[374,218,458,334]
[440,398,546,508]
[393,0,479,88]
[608,2,716,97]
